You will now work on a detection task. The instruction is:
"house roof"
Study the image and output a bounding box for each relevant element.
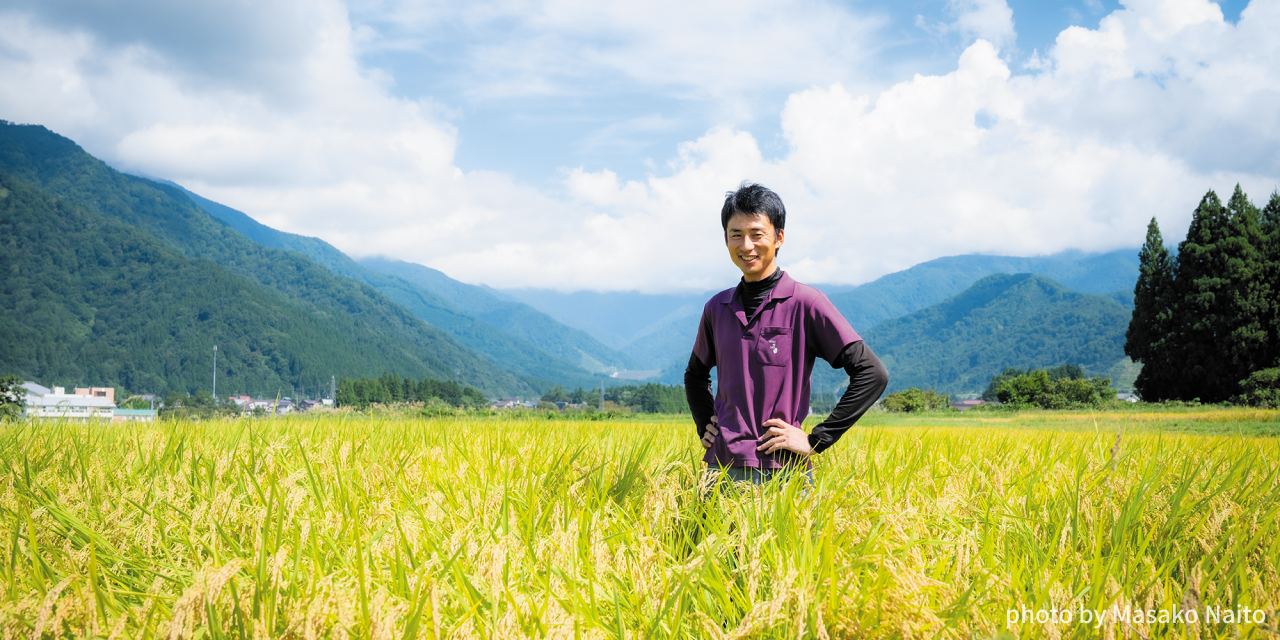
[21,382,51,396]
[28,394,115,408]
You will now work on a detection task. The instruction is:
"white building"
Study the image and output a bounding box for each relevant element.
[22,383,116,421]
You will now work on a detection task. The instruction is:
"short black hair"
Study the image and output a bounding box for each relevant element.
[721,182,785,233]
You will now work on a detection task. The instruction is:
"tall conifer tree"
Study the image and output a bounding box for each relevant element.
[1262,192,1280,369]
[1220,185,1270,390]
[1173,190,1233,402]
[1126,218,1177,400]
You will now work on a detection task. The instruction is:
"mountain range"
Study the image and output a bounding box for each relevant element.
[0,120,1145,399]
[854,273,1135,395]
[180,187,630,387]
[0,124,531,396]
[506,250,1142,389]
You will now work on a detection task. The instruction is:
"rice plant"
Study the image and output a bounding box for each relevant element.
[1,410,1277,638]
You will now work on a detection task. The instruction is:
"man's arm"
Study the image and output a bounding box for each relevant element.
[808,341,889,453]
[683,352,715,438]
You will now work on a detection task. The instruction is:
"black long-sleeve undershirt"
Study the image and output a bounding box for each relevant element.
[683,340,889,454]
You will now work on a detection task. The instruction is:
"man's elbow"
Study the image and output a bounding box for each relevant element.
[869,359,890,395]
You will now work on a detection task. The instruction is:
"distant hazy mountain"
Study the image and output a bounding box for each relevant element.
[180,189,620,389]
[510,250,1141,377]
[498,289,710,350]
[358,257,630,372]
[852,273,1133,395]
[0,122,534,395]
[827,250,1140,333]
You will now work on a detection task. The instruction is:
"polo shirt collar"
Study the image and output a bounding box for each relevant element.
[721,269,796,326]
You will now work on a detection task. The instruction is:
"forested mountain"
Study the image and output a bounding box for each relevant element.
[180,187,624,387]
[499,288,710,351]
[825,250,1140,333]
[0,171,529,396]
[853,273,1132,395]
[0,121,534,396]
[518,250,1140,378]
[357,257,629,372]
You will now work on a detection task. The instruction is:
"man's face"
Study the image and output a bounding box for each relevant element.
[725,212,784,282]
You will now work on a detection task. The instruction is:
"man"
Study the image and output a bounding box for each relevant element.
[684,183,889,487]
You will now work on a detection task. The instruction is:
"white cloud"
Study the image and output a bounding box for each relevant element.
[1,0,1277,294]
[917,0,1016,54]
[948,0,1017,51]
[351,0,889,119]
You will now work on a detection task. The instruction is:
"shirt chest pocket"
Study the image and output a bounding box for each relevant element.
[754,326,792,367]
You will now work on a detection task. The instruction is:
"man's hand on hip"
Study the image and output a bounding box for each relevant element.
[757,419,813,457]
[700,416,718,449]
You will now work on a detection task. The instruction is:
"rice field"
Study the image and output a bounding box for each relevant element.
[2,408,1278,639]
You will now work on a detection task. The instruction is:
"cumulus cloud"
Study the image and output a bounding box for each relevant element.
[0,0,1277,293]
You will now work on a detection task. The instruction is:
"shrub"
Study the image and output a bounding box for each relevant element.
[996,369,1113,409]
[1236,368,1280,408]
[882,388,951,412]
[0,375,25,421]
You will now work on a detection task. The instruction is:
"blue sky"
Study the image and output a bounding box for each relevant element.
[354,0,1250,184]
[0,0,1275,292]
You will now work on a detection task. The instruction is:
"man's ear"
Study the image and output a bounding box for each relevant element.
[776,228,785,247]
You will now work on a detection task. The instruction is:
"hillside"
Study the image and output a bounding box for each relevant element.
[502,251,1139,376]
[827,250,1140,333]
[181,188,622,387]
[0,121,533,396]
[357,257,630,372]
[498,289,710,351]
[0,171,528,396]
[853,273,1132,395]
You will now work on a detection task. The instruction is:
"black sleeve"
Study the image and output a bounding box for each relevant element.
[808,341,889,454]
[683,352,715,438]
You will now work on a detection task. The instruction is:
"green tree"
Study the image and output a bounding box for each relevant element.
[1126,218,1179,400]
[1262,192,1280,369]
[336,373,488,409]
[882,388,951,412]
[1220,186,1272,387]
[336,379,360,408]
[0,375,26,420]
[630,383,688,413]
[995,369,1113,408]
[1235,368,1280,408]
[1172,191,1235,402]
[982,368,1026,402]
[541,386,569,403]
[996,370,1050,406]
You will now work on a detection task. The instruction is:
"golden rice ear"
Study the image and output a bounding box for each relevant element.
[8,408,1276,638]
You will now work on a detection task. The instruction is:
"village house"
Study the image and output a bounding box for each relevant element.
[21,383,115,421]
[950,399,987,411]
[230,396,293,416]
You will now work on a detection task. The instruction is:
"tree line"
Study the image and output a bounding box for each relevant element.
[883,364,1116,412]
[541,383,689,414]
[335,373,488,409]
[1127,186,1279,404]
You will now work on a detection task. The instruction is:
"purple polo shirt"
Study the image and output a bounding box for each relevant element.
[692,271,861,469]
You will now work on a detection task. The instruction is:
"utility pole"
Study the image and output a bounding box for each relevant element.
[212,345,218,399]
[330,376,335,400]
[599,378,604,411]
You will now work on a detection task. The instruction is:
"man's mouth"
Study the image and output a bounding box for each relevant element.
[740,255,759,264]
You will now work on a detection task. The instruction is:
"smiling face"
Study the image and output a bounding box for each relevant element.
[725,211,785,282]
